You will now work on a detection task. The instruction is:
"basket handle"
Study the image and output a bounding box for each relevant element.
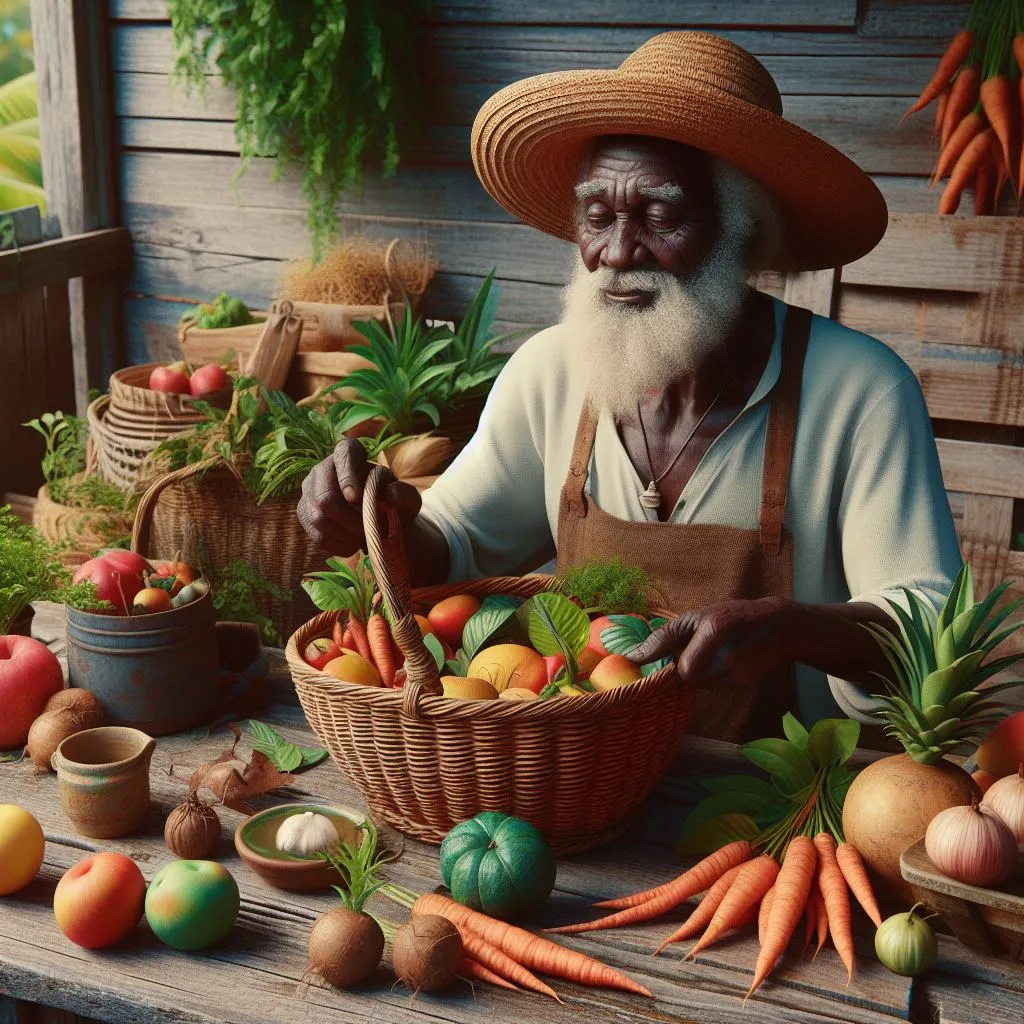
[361,465,443,714]
[131,457,221,557]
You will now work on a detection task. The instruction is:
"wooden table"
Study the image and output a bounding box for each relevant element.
[1,607,1022,1024]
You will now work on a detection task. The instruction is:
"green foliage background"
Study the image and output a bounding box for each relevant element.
[0,0,40,214]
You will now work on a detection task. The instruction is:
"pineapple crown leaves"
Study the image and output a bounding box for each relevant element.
[866,562,1024,764]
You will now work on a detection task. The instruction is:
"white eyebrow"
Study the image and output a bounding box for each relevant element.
[638,183,684,202]
[574,181,606,201]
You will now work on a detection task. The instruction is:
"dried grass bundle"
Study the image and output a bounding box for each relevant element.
[279,236,436,306]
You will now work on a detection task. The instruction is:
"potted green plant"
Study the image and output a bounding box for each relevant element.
[0,505,99,636]
[168,2,429,260]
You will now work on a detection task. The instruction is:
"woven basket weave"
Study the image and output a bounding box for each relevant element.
[286,467,694,855]
[88,395,167,493]
[109,363,231,422]
[132,458,325,641]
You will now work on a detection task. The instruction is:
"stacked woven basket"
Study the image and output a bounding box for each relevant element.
[88,363,231,492]
[286,468,695,855]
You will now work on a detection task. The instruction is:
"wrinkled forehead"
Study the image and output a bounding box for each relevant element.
[578,134,710,186]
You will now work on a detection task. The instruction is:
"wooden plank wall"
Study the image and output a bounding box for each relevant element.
[110,0,1023,357]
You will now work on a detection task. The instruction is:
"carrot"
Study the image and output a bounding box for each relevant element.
[652,863,745,955]
[801,891,815,955]
[593,840,752,910]
[902,28,974,122]
[835,843,882,927]
[813,885,829,958]
[346,614,373,664]
[940,127,995,214]
[332,619,346,649]
[685,855,779,959]
[941,65,981,148]
[746,837,817,999]
[757,886,775,947]
[412,893,651,997]
[814,834,854,984]
[1015,34,1024,76]
[459,929,560,1001]
[980,74,1017,179]
[934,85,950,138]
[461,956,522,992]
[1018,74,1024,197]
[932,110,984,183]
[366,613,395,685]
[974,156,996,216]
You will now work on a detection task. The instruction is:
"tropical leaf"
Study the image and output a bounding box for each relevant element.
[741,738,815,797]
[0,73,37,129]
[461,594,519,660]
[524,592,590,662]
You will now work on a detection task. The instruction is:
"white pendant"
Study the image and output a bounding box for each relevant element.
[639,481,662,510]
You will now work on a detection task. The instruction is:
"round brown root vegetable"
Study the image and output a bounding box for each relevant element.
[309,907,384,988]
[392,914,462,993]
[25,691,105,770]
[164,792,221,859]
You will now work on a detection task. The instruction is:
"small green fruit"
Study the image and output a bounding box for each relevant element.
[874,904,937,977]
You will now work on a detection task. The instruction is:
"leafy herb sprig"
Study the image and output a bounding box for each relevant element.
[320,818,389,913]
[556,558,651,616]
[207,556,290,647]
[302,555,378,625]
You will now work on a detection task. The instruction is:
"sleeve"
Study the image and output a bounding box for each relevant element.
[418,338,556,582]
[827,372,963,721]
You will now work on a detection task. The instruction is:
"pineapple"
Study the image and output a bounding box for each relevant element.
[866,563,1024,764]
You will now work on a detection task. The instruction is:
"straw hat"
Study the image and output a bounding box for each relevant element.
[471,32,888,272]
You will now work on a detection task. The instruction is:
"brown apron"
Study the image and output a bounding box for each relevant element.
[556,304,812,744]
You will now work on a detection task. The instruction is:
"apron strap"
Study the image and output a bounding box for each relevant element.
[565,401,598,517]
[759,304,812,556]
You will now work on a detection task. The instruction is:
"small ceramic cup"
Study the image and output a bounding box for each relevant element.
[51,726,156,839]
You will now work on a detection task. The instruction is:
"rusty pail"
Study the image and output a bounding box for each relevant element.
[65,590,219,735]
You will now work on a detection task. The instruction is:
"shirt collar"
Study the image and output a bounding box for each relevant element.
[743,293,786,412]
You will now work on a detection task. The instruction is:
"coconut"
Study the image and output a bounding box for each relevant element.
[842,754,979,900]
[309,907,384,988]
[392,914,462,994]
[25,690,106,770]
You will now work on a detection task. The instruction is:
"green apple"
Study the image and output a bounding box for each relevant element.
[145,859,239,951]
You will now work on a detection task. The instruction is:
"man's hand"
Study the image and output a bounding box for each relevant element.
[628,597,896,688]
[629,597,792,687]
[297,439,422,554]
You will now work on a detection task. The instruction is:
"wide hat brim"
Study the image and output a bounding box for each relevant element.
[471,68,889,272]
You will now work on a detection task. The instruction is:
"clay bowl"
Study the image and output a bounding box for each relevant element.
[234,803,366,891]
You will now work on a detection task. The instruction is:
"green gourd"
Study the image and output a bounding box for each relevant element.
[440,812,556,921]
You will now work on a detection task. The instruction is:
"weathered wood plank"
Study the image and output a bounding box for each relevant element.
[112,24,936,97]
[860,1,972,39]
[110,0,859,28]
[937,440,1024,499]
[925,975,1024,1024]
[845,215,1024,293]
[782,268,838,317]
[114,72,938,175]
[0,230,134,297]
[30,0,121,415]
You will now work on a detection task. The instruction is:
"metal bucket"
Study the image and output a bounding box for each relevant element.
[65,590,219,735]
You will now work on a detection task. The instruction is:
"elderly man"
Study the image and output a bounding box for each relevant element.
[298,32,962,741]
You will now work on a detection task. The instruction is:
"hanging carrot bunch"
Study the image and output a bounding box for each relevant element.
[902,0,1024,216]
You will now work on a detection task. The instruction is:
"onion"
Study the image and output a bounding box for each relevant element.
[164,792,221,859]
[26,691,106,770]
[392,914,462,993]
[874,903,937,977]
[981,763,1024,849]
[309,907,384,988]
[925,800,1017,886]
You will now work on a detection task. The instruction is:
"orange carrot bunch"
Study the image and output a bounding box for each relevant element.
[903,0,1024,215]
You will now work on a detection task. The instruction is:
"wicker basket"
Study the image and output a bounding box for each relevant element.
[285,467,694,855]
[109,363,231,422]
[88,395,168,493]
[33,483,133,566]
[131,458,325,641]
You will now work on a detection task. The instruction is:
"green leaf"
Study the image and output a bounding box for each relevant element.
[741,737,815,796]
[681,791,774,836]
[699,774,781,802]
[445,648,471,677]
[248,720,303,772]
[461,594,519,659]
[677,814,759,857]
[525,592,590,661]
[423,632,446,672]
[807,718,860,768]
[298,745,328,769]
[782,712,809,751]
[599,614,652,655]
[639,656,673,676]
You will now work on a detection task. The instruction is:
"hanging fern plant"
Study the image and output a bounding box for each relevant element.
[168,0,430,260]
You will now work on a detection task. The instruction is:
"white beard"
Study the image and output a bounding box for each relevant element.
[561,160,777,421]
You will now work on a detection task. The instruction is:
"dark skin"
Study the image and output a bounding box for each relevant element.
[296,135,893,694]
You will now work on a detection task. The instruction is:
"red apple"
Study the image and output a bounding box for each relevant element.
[0,636,63,748]
[189,363,230,397]
[427,595,482,650]
[304,637,341,671]
[132,588,173,614]
[588,616,615,657]
[74,557,145,615]
[98,550,151,576]
[148,365,191,394]
[544,653,565,684]
[53,852,146,949]
[976,710,1024,779]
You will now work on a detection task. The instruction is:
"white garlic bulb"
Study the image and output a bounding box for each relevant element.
[276,811,338,856]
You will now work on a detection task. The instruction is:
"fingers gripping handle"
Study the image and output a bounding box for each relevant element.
[361,466,442,713]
